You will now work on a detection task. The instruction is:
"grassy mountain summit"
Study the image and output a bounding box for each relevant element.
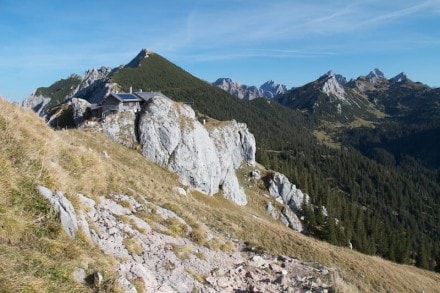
[111,50,317,150]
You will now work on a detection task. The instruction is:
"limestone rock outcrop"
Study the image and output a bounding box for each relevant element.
[71,98,92,126]
[74,67,119,104]
[21,94,51,116]
[37,186,78,238]
[268,172,310,213]
[101,110,137,148]
[266,172,310,232]
[138,95,256,205]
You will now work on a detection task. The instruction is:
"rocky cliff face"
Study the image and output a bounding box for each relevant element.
[21,67,118,117]
[74,67,119,104]
[138,94,256,205]
[20,94,51,116]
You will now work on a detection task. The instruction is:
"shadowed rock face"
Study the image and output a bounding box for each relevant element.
[138,95,256,205]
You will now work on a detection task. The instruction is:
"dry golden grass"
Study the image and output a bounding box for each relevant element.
[1,97,439,292]
[0,99,119,292]
[123,237,143,255]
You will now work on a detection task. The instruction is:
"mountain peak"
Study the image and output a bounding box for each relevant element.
[260,80,288,97]
[213,78,287,100]
[125,48,153,68]
[367,68,385,80]
[213,77,235,85]
[390,72,408,83]
[321,71,347,86]
[325,70,335,77]
[322,75,346,101]
[261,80,276,87]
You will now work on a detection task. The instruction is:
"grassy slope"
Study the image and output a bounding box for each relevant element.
[0,97,439,292]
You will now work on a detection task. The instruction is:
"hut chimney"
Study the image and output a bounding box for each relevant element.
[129,86,133,93]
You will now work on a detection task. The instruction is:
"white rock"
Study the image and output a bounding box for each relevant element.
[20,94,50,116]
[266,202,279,220]
[250,170,261,180]
[72,268,86,284]
[174,187,187,196]
[268,172,309,213]
[37,186,78,238]
[71,98,91,126]
[102,110,137,148]
[138,95,255,205]
[282,206,304,232]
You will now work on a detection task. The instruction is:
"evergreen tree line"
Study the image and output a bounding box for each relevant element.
[257,144,440,271]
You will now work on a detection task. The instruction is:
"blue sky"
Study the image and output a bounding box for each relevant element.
[1,0,440,102]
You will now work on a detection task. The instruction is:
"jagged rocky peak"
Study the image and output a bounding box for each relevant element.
[321,71,347,102]
[213,77,241,90]
[213,78,261,100]
[351,68,388,93]
[324,70,348,85]
[125,48,153,68]
[260,80,288,98]
[366,68,385,80]
[78,67,113,88]
[390,72,408,83]
[213,78,287,100]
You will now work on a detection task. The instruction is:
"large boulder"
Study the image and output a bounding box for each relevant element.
[266,172,310,232]
[268,172,309,213]
[138,95,255,205]
[71,98,91,126]
[281,206,304,232]
[37,186,78,238]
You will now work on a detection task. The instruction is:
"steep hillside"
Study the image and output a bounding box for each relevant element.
[21,50,440,272]
[2,98,440,291]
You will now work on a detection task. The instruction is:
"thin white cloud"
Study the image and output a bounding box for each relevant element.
[168,0,440,53]
[355,1,438,28]
[178,48,337,62]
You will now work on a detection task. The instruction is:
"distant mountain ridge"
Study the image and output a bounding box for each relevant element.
[276,68,440,124]
[212,78,288,100]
